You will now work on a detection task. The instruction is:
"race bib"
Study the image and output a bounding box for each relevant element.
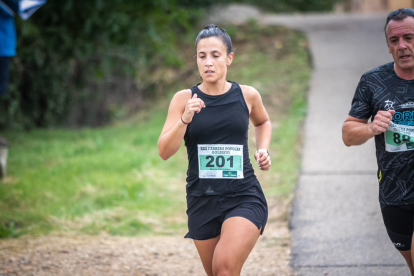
[197,144,244,179]
[385,122,414,152]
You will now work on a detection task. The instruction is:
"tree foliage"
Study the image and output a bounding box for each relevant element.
[1,0,202,129]
[0,0,335,129]
[238,0,336,12]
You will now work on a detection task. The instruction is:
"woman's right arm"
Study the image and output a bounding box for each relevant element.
[158,90,205,160]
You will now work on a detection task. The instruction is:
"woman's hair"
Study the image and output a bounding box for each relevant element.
[195,24,233,55]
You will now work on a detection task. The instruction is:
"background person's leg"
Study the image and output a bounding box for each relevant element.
[0,137,8,179]
[0,57,10,178]
[0,57,11,95]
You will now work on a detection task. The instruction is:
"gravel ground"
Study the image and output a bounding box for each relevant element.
[0,199,292,276]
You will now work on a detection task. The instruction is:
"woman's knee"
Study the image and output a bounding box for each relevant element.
[212,256,239,276]
[213,265,234,276]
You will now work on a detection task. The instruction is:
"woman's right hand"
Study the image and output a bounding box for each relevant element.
[181,94,206,124]
[158,90,204,160]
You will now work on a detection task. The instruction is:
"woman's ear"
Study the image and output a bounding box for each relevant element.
[227,52,234,66]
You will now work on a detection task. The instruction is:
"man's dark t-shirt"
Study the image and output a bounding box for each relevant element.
[349,62,414,205]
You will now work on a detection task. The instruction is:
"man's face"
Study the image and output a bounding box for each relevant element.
[386,16,414,72]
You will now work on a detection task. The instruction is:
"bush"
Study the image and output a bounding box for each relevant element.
[238,0,337,12]
[0,0,335,129]
[0,0,203,129]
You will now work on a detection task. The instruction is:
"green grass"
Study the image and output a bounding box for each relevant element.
[0,23,311,238]
[0,113,189,237]
[227,23,311,197]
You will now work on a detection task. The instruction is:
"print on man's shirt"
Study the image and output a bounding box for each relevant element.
[386,104,414,152]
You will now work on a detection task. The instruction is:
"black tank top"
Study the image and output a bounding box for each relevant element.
[184,81,258,196]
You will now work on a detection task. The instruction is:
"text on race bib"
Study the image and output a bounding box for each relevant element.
[198,144,244,179]
[385,122,414,152]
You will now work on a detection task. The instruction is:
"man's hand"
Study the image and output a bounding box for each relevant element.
[370,110,396,135]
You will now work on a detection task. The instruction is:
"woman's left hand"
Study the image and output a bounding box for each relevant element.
[254,151,271,171]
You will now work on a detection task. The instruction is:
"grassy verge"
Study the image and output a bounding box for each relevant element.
[226,22,311,197]
[0,22,311,238]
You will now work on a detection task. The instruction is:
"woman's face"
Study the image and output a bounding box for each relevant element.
[196,37,233,83]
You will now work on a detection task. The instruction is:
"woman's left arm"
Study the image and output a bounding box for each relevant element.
[241,85,272,171]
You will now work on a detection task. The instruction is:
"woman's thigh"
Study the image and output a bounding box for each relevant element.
[212,216,261,274]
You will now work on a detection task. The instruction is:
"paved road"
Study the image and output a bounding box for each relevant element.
[209,5,410,275]
[261,13,410,276]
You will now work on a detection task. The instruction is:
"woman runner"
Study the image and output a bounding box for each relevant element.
[158,24,272,276]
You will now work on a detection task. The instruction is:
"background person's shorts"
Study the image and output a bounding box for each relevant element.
[185,182,268,240]
[381,203,414,251]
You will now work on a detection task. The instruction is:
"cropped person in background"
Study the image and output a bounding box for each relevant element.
[0,0,18,178]
[0,0,46,178]
[0,0,17,96]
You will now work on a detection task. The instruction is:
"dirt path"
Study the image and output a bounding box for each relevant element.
[0,199,292,276]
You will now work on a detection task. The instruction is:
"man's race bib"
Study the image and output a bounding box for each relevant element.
[385,122,414,152]
[197,144,244,179]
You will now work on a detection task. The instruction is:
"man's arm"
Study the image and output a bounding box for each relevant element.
[342,110,395,147]
[342,116,374,146]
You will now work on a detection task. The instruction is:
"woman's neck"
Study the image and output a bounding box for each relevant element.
[199,80,231,96]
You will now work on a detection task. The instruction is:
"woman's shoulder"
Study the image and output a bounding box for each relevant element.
[239,84,260,100]
[167,89,192,111]
[239,84,258,93]
[168,89,191,108]
[176,88,192,95]
[172,88,192,100]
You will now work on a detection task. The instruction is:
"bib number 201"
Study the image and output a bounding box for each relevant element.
[206,155,233,168]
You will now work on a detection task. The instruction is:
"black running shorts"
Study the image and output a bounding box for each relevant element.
[185,182,268,240]
[380,203,414,251]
